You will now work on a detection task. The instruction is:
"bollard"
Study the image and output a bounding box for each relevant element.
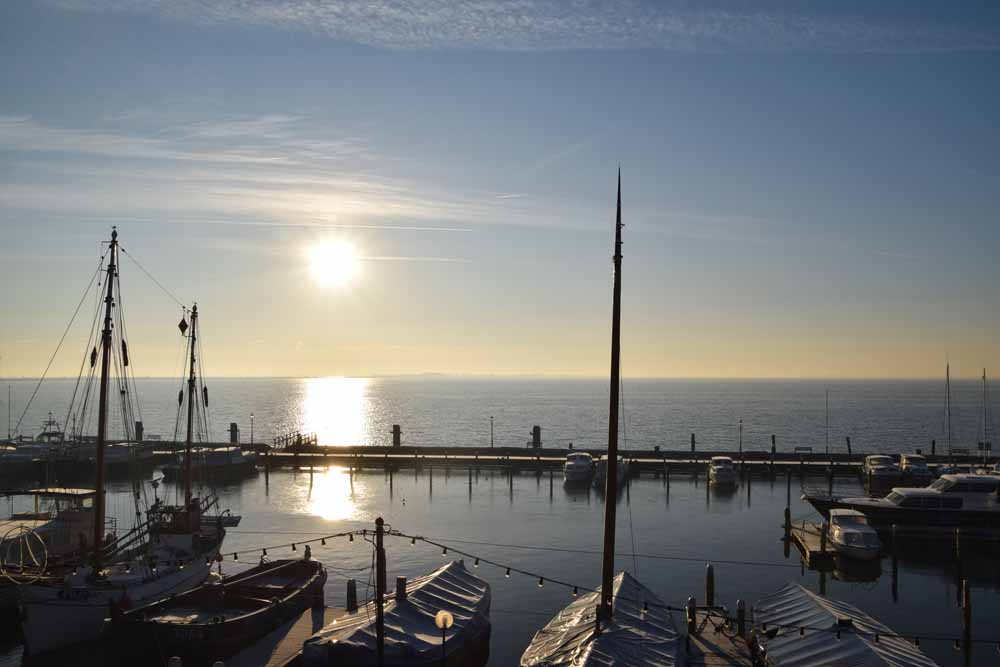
[705,564,715,608]
[346,579,358,612]
[686,596,697,635]
[736,599,746,638]
[396,576,407,602]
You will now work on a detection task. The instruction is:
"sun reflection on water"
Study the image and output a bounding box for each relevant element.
[305,466,364,521]
[302,376,371,446]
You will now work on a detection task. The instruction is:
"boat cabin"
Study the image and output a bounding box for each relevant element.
[566,452,593,464]
[928,474,999,495]
[885,488,963,509]
[900,454,929,470]
[710,456,735,468]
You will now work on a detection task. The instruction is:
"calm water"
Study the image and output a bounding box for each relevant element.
[4,377,997,453]
[0,468,996,666]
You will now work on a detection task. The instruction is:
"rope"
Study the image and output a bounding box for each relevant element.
[119,246,186,309]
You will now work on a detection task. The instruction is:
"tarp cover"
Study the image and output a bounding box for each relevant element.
[753,583,939,667]
[301,559,490,666]
[520,571,680,667]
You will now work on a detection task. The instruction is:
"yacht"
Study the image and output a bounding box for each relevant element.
[827,509,881,561]
[900,454,933,486]
[804,474,1000,536]
[708,456,737,486]
[864,455,901,483]
[563,452,595,484]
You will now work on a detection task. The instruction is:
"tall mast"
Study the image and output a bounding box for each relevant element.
[93,227,119,567]
[946,363,952,456]
[600,168,623,620]
[184,304,198,506]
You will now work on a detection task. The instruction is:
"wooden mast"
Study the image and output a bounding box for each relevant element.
[599,168,623,620]
[93,227,119,567]
[184,304,198,507]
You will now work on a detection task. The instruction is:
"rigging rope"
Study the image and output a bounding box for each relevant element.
[119,246,186,309]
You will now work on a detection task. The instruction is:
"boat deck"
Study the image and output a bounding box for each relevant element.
[789,521,835,569]
[227,605,346,667]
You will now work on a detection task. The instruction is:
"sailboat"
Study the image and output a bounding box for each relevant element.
[520,172,682,666]
[18,230,226,657]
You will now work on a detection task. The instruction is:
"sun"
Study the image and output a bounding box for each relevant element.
[308,239,361,288]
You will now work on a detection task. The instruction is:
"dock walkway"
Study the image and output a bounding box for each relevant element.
[227,606,345,667]
[789,520,834,569]
[687,629,752,666]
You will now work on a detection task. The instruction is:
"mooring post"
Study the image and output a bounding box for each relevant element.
[819,568,827,596]
[786,468,792,507]
[819,522,827,554]
[961,578,971,652]
[705,564,715,608]
[346,578,358,612]
[846,436,852,455]
[770,435,776,477]
[686,596,697,635]
[954,527,962,561]
[891,523,899,602]
[690,433,696,455]
[549,469,553,499]
[827,467,833,496]
[783,507,791,541]
[736,599,746,638]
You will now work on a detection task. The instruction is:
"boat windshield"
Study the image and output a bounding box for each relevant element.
[904,457,928,469]
[834,514,869,526]
[886,491,905,505]
[929,479,951,491]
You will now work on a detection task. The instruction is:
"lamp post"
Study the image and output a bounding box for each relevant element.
[435,610,453,665]
[250,413,254,446]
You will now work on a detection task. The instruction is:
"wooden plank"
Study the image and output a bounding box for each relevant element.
[686,629,752,666]
[227,606,345,667]
[790,521,834,569]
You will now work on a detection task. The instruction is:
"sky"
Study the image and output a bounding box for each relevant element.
[1,1,999,379]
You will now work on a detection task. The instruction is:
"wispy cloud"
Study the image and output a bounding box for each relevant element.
[40,1,1000,52]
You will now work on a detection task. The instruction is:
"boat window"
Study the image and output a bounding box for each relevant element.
[929,479,951,491]
[948,482,969,493]
[921,497,941,509]
[898,495,923,508]
[941,497,963,509]
[835,515,869,526]
[886,491,905,505]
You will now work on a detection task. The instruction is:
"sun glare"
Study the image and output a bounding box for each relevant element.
[308,239,361,288]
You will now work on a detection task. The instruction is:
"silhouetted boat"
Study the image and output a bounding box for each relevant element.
[114,557,326,664]
[521,172,682,666]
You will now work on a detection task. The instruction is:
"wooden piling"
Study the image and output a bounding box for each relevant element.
[819,522,827,554]
[786,469,791,507]
[961,578,971,651]
[346,579,358,611]
[705,564,715,608]
[736,599,746,638]
[686,597,697,635]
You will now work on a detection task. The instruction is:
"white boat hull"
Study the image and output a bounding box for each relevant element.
[21,555,217,656]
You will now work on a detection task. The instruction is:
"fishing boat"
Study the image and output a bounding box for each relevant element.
[521,172,682,666]
[301,559,491,666]
[18,232,227,656]
[804,473,1000,537]
[749,582,940,666]
[115,556,326,664]
[563,452,595,484]
[826,509,881,561]
[708,456,738,486]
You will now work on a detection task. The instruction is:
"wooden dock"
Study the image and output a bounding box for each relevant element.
[687,630,752,667]
[227,606,345,667]
[789,521,834,569]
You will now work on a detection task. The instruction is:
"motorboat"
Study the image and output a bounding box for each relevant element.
[827,509,881,561]
[804,473,1000,537]
[593,455,627,490]
[114,557,326,664]
[563,452,595,484]
[749,583,939,667]
[900,454,933,486]
[863,455,900,483]
[301,559,491,666]
[708,456,737,486]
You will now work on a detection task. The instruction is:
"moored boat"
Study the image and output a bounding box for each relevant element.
[749,582,940,666]
[115,556,326,664]
[708,456,737,486]
[827,509,881,561]
[593,455,627,490]
[900,453,933,486]
[563,452,595,484]
[301,559,490,666]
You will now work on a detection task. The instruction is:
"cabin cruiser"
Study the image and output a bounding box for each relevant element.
[864,455,901,483]
[593,455,627,490]
[827,509,881,561]
[900,454,933,486]
[804,474,1000,536]
[708,456,737,486]
[563,452,595,484]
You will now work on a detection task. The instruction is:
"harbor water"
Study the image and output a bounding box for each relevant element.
[0,377,997,665]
